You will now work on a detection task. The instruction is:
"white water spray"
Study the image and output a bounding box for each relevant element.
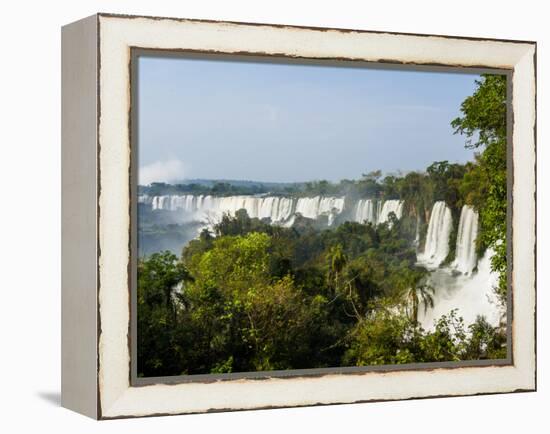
[418,249,502,330]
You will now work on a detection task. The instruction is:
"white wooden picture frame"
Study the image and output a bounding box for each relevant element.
[61,13,536,419]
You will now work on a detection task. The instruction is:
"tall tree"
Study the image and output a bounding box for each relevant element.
[326,243,347,294]
[400,269,434,325]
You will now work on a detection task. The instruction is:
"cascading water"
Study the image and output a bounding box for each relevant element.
[353,199,377,224]
[413,202,503,330]
[142,193,405,228]
[212,196,296,223]
[294,196,345,225]
[417,201,453,268]
[378,199,404,224]
[142,194,348,226]
[452,205,479,274]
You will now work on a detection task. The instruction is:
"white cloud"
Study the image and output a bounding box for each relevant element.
[139,159,185,185]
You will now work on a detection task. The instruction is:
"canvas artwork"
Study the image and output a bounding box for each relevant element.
[61,14,536,418]
[134,54,509,379]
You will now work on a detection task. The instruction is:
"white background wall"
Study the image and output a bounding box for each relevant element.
[0,0,547,432]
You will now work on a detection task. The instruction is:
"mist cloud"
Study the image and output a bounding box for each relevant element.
[139,159,185,185]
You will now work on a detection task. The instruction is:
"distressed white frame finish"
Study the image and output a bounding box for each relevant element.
[62,13,536,419]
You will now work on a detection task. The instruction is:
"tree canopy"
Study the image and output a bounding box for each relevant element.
[138,210,505,377]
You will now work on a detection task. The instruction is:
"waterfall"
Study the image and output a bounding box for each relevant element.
[353,199,377,224]
[151,195,172,210]
[294,196,345,225]
[143,194,346,226]
[212,196,296,222]
[142,194,407,229]
[452,205,479,274]
[415,203,502,331]
[138,194,152,205]
[418,201,453,268]
[378,199,404,224]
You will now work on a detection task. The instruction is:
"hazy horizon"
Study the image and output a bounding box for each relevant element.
[137,55,481,185]
[139,172,428,187]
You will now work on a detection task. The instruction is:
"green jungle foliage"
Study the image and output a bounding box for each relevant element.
[137,74,508,377]
[451,74,508,301]
[138,211,506,377]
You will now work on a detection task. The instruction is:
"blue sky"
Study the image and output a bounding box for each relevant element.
[138,55,481,184]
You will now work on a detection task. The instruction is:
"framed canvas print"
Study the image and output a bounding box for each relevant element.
[61,13,536,419]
